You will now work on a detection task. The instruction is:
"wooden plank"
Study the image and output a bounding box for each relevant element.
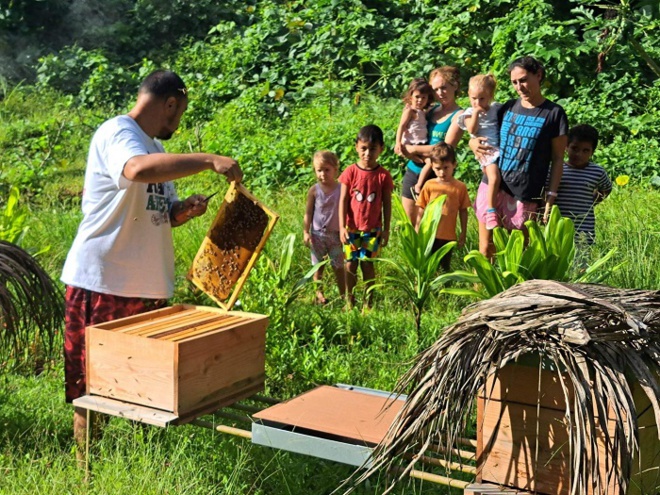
[73,395,178,427]
[121,308,202,335]
[164,316,245,341]
[176,316,268,415]
[477,389,484,482]
[628,380,660,495]
[479,399,619,495]
[89,305,185,331]
[170,316,249,342]
[252,386,405,446]
[477,363,660,494]
[174,380,265,424]
[464,482,532,494]
[150,315,237,341]
[87,327,176,411]
[129,311,217,337]
[479,363,573,412]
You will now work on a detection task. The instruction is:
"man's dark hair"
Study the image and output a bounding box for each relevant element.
[139,70,187,100]
[568,124,599,150]
[508,56,546,83]
[356,124,384,145]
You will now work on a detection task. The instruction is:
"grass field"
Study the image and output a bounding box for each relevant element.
[2,145,659,494]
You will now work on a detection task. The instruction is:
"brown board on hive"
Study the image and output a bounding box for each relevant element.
[187,183,279,310]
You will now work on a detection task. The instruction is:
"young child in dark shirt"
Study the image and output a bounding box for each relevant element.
[554,124,612,245]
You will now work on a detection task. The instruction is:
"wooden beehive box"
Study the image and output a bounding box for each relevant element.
[187,183,279,309]
[86,304,268,420]
[476,356,660,495]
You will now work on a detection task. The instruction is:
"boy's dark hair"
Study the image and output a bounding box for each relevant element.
[139,70,187,100]
[403,77,434,106]
[568,124,599,150]
[429,142,456,163]
[356,125,384,146]
[508,56,545,83]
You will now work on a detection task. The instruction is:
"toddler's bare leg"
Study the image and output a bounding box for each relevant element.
[332,265,346,297]
[345,260,358,308]
[478,221,494,259]
[313,264,326,304]
[484,163,500,211]
[361,261,376,308]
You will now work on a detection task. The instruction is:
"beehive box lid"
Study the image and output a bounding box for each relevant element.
[253,386,404,446]
[187,183,279,309]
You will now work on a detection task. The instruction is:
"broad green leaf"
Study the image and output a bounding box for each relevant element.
[439,269,481,285]
[492,226,509,253]
[464,250,504,297]
[503,229,524,275]
[419,195,446,258]
[441,287,486,299]
[278,233,296,283]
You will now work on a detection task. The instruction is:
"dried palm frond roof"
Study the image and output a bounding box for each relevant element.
[0,240,64,372]
[343,280,660,495]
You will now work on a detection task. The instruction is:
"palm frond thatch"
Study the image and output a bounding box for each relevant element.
[0,240,64,372]
[344,280,660,495]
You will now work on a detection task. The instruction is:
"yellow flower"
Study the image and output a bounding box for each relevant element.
[615,175,630,186]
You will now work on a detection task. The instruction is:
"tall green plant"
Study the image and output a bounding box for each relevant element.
[446,206,620,299]
[374,195,455,337]
[0,186,27,245]
[244,233,325,325]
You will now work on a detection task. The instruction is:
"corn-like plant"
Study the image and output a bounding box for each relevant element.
[445,205,620,299]
[0,186,28,245]
[373,195,455,337]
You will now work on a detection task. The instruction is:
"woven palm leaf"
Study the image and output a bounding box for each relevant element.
[0,240,64,372]
[343,280,660,495]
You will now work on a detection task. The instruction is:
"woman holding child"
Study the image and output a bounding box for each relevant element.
[472,56,568,257]
[397,66,465,223]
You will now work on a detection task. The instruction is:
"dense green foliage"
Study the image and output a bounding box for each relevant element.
[1,0,659,198]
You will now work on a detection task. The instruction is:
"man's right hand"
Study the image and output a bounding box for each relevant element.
[211,156,243,183]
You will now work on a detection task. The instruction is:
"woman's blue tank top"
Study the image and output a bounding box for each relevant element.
[406,106,461,174]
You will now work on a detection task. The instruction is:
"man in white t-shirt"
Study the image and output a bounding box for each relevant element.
[60,69,243,453]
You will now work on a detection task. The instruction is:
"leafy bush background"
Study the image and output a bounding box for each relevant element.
[1,0,659,198]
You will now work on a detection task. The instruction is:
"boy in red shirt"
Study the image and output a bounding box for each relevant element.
[339,125,394,308]
[416,142,470,271]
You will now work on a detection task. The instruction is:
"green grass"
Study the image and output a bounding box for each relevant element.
[3,86,660,493]
[5,187,473,494]
[7,182,656,494]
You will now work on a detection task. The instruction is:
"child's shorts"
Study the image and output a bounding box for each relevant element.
[344,228,382,261]
[474,182,539,230]
[310,230,344,269]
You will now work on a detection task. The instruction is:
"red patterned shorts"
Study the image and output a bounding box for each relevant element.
[64,286,166,403]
